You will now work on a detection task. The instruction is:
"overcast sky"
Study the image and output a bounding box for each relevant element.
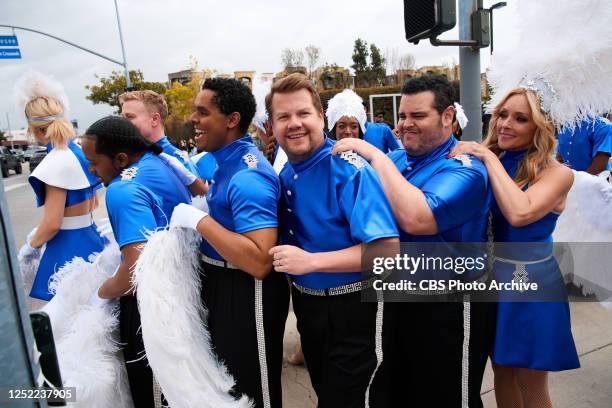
[0,0,518,134]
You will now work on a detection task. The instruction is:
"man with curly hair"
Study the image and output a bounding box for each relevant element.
[169,78,289,407]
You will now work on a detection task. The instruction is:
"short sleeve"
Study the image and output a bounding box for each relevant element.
[590,118,612,157]
[382,125,401,151]
[339,167,399,243]
[227,170,279,234]
[106,182,160,248]
[420,162,489,232]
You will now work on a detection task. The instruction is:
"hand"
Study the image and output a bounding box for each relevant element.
[159,152,197,186]
[18,240,42,263]
[331,138,383,163]
[170,203,208,230]
[191,195,210,212]
[96,217,113,238]
[269,245,315,275]
[448,141,492,162]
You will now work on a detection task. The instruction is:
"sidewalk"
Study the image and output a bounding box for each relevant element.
[282,301,612,408]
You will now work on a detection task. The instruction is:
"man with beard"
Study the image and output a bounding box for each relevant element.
[333,74,495,407]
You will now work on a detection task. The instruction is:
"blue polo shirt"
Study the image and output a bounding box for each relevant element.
[156,135,200,176]
[192,151,218,182]
[364,121,401,153]
[106,152,191,247]
[279,137,398,289]
[200,136,280,260]
[387,136,491,243]
[557,117,612,171]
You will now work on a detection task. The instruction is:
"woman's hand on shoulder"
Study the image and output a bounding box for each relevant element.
[448,141,494,162]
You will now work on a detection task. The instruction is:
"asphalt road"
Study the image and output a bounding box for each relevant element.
[3,162,612,407]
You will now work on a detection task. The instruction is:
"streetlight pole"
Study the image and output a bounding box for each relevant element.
[113,0,132,89]
[489,2,508,55]
[459,0,483,142]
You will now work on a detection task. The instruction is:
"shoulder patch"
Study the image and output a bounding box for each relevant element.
[339,151,365,169]
[452,154,472,167]
[243,153,259,169]
[121,166,139,181]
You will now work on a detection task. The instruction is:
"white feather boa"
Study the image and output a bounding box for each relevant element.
[487,0,612,129]
[133,227,253,408]
[554,171,612,309]
[41,243,134,407]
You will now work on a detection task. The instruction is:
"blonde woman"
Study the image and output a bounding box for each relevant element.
[16,72,106,301]
[450,88,580,407]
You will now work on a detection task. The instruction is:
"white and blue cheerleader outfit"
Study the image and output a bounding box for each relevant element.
[28,141,107,301]
[492,149,580,371]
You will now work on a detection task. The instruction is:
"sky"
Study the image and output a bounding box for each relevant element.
[0,0,519,134]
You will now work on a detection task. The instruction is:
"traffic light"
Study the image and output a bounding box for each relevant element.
[404,0,456,44]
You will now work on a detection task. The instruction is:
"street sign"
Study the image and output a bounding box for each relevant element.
[0,35,19,46]
[0,49,21,59]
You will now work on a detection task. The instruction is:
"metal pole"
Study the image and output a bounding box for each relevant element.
[113,0,131,89]
[459,0,483,142]
[6,113,13,149]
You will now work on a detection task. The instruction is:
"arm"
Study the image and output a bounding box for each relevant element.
[30,185,66,248]
[587,152,611,175]
[270,237,399,275]
[196,217,276,279]
[188,178,209,196]
[98,242,142,299]
[451,141,574,227]
[332,138,437,234]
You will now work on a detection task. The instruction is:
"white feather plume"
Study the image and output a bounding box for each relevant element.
[40,243,133,407]
[13,70,70,116]
[554,171,612,307]
[325,89,367,134]
[252,75,272,131]
[133,228,253,408]
[486,0,612,129]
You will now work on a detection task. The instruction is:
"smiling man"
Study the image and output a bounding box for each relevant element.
[119,90,208,195]
[168,78,289,408]
[265,73,399,407]
[333,74,494,407]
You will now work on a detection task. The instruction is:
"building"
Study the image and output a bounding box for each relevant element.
[313,66,351,91]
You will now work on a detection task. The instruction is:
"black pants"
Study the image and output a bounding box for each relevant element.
[292,286,382,408]
[119,294,156,408]
[378,297,497,408]
[201,262,289,408]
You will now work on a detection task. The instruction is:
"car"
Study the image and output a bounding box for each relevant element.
[23,146,43,162]
[28,149,47,172]
[10,149,25,163]
[0,146,22,178]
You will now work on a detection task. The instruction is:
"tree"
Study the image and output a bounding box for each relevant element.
[85,70,167,113]
[304,44,321,80]
[281,48,305,70]
[385,47,415,74]
[0,129,5,143]
[369,43,386,85]
[398,53,416,71]
[351,38,369,74]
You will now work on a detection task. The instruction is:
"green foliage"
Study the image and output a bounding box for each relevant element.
[369,44,386,84]
[0,129,5,143]
[85,70,167,113]
[351,38,369,75]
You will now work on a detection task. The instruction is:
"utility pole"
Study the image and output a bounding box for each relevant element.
[459,0,483,142]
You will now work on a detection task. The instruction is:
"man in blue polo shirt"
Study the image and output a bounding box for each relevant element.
[168,78,288,408]
[82,116,191,407]
[265,73,399,407]
[334,74,494,408]
[119,90,210,195]
[557,116,612,174]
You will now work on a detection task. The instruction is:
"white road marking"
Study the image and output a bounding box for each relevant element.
[4,182,28,192]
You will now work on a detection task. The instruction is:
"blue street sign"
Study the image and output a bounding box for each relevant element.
[0,35,19,46]
[0,48,21,59]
